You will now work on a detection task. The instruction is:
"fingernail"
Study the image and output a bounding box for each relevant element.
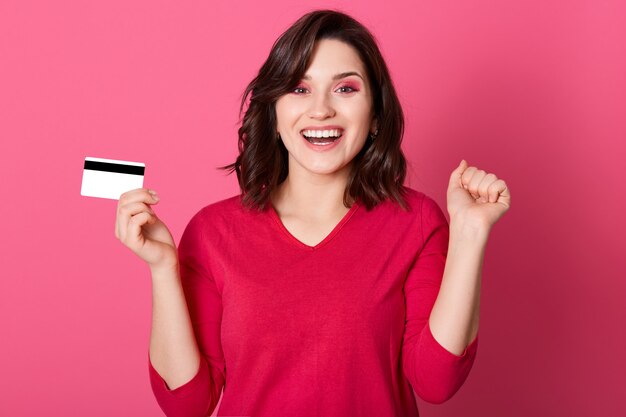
[148,189,157,195]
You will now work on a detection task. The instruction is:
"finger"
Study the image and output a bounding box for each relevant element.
[119,187,159,205]
[448,159,469,189]
[467,169,487,199]
[478,173,498,201]
[487,179,508,204]
[120,203,157,242]
[117,189,159,239]
[460,166,477,191]
[126,211,155,251]
[117,202,157,241]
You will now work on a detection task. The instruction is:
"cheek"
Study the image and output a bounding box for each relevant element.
[276,100,306,127]
[274,99,288,124]
[342,99,373,122]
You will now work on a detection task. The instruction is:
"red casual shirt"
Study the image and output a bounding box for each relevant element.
[148,187,479,417]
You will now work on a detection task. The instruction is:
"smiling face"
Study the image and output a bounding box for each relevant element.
[275,38,377,178]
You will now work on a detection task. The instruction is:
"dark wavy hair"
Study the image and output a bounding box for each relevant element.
[219,9,409,212]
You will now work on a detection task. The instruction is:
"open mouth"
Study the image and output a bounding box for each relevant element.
[301,129,344,145]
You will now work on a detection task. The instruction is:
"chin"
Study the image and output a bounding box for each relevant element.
[305,161,352,176]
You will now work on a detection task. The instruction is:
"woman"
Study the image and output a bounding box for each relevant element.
[115,9,510,417]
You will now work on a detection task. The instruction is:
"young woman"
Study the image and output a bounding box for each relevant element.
[115,9,510,417]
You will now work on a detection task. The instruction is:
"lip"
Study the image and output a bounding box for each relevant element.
[300,125,344,133]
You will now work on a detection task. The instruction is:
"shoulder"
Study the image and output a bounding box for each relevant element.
[398,186,448,227]
[401,186,424,208]
[364,186,445,227]
[185,193,265,231]
[396,186,442,214]
[189,193,245,223]
[408,189,449,239]
[198,193,243,214]
[410,187,444,213]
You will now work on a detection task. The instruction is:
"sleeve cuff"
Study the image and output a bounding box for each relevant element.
[424,321,479,360]
[408,322,480,404]
[148,351,210,398]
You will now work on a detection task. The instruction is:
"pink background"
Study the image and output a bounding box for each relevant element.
[1,0,624,416]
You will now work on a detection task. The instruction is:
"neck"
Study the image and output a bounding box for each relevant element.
[271,160,355,221]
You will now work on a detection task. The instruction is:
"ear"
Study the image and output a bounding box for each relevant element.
[370,118,378,134]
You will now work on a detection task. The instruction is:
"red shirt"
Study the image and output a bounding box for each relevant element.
[148,187,479,416]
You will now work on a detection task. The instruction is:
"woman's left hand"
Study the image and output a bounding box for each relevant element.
[446,160,511,230]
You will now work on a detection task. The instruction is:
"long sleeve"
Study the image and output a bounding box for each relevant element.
[148,210,226,416]
[401,195,479,404]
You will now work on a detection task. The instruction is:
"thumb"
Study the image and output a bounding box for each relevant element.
[448,159,468,189]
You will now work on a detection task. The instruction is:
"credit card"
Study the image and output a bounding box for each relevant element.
[80,157,145,200]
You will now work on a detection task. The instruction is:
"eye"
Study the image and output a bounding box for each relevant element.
[336,86,357,93]
[292,86,309,94]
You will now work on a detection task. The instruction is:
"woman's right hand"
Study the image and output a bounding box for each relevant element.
[115,188,178,270]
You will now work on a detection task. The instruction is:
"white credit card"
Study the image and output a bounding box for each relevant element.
[80,157,145,200]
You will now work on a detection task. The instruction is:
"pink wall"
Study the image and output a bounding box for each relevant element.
[1,1,624,416]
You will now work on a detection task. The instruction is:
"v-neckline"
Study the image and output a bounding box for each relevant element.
[267,198,361,251]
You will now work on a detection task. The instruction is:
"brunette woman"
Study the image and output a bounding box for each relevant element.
[115,9,510,417]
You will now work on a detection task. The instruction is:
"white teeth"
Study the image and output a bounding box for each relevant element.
[302,129,342,138]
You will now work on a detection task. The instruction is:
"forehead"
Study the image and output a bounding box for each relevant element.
[303,39,367,80]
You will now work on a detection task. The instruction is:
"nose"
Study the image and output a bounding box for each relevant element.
[307,92,335,119]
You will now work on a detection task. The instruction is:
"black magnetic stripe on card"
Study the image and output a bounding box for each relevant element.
[84,160,145,176]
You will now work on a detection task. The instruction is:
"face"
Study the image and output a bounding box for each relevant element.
[275,38,377,178]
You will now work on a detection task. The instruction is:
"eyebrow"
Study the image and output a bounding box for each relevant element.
[302,71,364,81]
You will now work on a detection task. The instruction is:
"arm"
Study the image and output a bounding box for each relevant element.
[401,195,479,404]
[428,217,487,356]
[148,212,225,417]
[150,265,202,390]
[431,158,508,354]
